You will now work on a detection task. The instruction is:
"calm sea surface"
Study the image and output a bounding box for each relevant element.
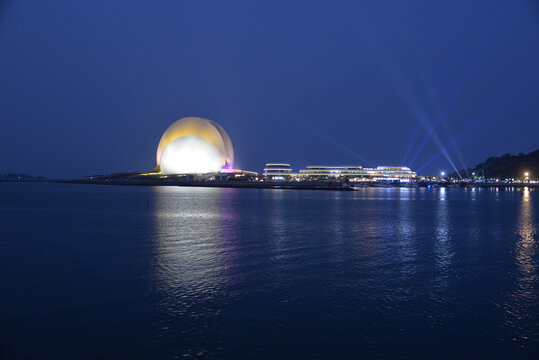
[1,183,538,359]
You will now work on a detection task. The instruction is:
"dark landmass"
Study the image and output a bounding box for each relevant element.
[451,149,539,179]
[0,173,47,181]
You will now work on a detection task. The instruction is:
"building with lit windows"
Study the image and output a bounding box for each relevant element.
[299,166,364,177]
[263,164,417,182]
[263,164,293,180]
[299,165,416,181]
[356,166,417,182]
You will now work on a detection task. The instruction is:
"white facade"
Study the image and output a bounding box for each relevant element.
[263,164,417,181]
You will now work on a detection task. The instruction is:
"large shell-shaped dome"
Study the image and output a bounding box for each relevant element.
[156,117,234,170]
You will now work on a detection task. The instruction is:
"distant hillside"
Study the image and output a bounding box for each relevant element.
[0,173,46,181]
[451,149,539,179]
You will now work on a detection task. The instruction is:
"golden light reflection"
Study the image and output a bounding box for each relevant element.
[504,188,537,346]
[517,190,535,276]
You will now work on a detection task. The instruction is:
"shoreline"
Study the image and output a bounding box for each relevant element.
[2,179,537,190]
[57,179,355,191]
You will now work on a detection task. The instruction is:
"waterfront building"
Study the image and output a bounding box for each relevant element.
[263,164,293,180]
[299,165,417,182]
[299,166,364,177]
[359,166,417,182]
[299,165,416,181]
[150,116,418,182]
[263,164,417,182]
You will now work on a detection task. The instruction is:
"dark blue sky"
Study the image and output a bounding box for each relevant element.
[1,0,538,178]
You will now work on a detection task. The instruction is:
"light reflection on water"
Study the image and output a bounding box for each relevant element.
[139,185,539,357]
[269,189,291,250]
[4,183,539,359]
[504,188,538,346]
[395,189,418,278]
[152,187,232,316]
[431,187,455,303]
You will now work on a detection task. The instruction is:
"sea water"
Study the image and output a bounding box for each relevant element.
[1,183,538,358]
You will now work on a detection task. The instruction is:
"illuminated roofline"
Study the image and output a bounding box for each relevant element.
[306,165,363,169]
[376,166,411,170]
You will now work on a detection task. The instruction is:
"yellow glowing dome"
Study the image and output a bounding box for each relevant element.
[156,117,234,171]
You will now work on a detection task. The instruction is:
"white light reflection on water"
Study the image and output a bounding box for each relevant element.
[431,187,455,303]
[269,189,291,248]
[504,188,538,347]
[329,191,346,245]
[466,186,480,240]
[151,186,234,317]
[395,188,418,278]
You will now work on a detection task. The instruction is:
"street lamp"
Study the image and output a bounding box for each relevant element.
[524,172,529,182]
[441,171,445,177]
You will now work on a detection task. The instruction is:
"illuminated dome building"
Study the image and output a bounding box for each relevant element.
[156,117,234,175]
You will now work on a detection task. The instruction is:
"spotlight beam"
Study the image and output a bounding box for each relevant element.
[407,106,462,177]
[407,59,480,172]
[417,75,538,174]
[401,126,421,166]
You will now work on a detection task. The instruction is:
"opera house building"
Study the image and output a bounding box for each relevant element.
[135,116,417,185]
[82,116,419,188]
[155,117,235,175]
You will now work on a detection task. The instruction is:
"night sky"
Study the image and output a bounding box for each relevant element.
[1,0,538,178]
